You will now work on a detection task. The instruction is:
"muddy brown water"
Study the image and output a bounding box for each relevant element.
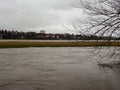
[0,47,120,90]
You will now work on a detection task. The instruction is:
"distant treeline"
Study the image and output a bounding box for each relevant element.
[0,29,119,40]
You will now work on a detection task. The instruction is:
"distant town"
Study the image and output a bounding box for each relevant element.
[0,29,119,40]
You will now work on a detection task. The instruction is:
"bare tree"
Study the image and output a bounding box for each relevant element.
[75,0,120,37]
[75,0,120,68]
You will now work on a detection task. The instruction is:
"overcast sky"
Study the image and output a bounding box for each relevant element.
[0,0,85,33]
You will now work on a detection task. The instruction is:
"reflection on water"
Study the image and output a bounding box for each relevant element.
[0,47,120,90]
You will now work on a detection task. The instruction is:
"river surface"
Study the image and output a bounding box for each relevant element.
[0,47,120,90]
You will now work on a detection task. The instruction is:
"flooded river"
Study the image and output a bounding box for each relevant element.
[0,47,120,90]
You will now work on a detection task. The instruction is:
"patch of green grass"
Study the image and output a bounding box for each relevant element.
[0,41,120,48]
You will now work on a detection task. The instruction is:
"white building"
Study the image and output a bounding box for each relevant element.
[40,30,45,34]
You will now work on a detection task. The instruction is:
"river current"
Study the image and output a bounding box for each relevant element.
[0,47,120,90]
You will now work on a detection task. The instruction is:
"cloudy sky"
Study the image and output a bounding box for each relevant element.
[0,0,85,33]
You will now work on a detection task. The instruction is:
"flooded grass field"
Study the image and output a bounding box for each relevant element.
[0,40,120,48]
[0,47,120,90]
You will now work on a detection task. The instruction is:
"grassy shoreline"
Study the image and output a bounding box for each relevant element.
[0,41,120,48]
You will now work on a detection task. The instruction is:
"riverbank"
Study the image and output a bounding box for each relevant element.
[0,41,120,48]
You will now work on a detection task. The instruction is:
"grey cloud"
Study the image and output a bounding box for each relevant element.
[0,0,83,33]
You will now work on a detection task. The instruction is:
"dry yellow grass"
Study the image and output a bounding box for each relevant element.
[0,41,120,48]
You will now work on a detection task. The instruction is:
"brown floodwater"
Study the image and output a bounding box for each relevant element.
[0,47,120,90]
